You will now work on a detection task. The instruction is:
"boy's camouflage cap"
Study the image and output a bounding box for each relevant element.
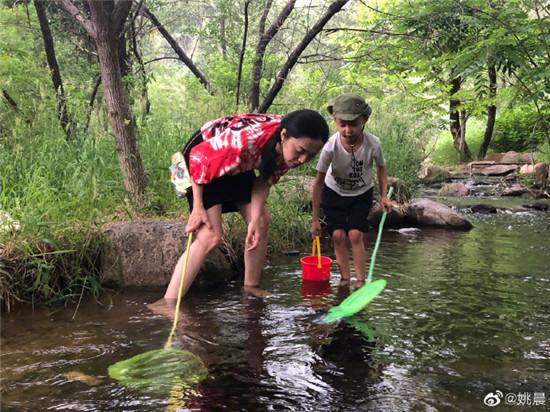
[327,93,372,121]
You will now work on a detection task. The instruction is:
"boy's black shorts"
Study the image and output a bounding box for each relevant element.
[321,184,374,234]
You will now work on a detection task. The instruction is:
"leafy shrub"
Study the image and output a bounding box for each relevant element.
[368,100,427,184]
[491,105,548,152]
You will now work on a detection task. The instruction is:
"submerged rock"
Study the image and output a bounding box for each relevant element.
[470,204,498,214]
[439,182,469,197]
[522,202,549,211]
[501,184,528,196]
[63,371,102,386]
[418,164,451,184]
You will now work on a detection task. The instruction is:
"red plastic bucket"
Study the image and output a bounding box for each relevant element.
[300,255,332,281]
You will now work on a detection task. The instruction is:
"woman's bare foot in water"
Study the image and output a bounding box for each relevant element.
[243,285,272,298]
[146,298,176,319]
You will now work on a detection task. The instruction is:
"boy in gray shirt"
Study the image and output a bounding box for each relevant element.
[311,93,393,288]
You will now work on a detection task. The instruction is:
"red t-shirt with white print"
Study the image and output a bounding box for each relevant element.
[188,114,289,185]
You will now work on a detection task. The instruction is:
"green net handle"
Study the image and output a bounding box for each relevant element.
[366,186,393,284]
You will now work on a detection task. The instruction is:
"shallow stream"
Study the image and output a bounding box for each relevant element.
[2,196,549,411]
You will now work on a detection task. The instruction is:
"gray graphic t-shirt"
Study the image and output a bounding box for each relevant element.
[316,131,385,197]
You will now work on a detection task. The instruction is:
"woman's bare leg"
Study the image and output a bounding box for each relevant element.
[238,202,269,288]
[164,205,223,299]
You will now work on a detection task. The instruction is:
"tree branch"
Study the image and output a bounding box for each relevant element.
[236,0,251,108]
[143,56,182,65]
[249,0,296,110]
[142,6,211,93]
[258,0,273,37]
[258,0,350,113]
[119,0,145,39]
[325,27,422,38]
[59,0,96,37]
[112,0,133,36]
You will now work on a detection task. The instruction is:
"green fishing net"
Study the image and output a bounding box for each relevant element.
[323,279,387,323]
[108,348,208,394]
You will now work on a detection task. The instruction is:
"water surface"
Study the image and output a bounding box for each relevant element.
[2,208,549,411]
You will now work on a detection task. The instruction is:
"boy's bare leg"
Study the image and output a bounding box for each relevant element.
[349,229,366,288]
[164,205,223,300]
[332,229,350,285]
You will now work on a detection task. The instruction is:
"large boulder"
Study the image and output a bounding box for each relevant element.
[475,164,519,176]
[484,151,535,163]
[520,163,549,182]
[501,151,535,163]
[368,203,408,227]
[405,199,473,230]
[534,163,549,181]
[100,220,237,287]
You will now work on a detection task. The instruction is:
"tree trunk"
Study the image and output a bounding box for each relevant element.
[219,15,227,59]
[118,31,129,76]
[478,65,497,159]
[130,21,151,120]
[142,6,211,93]
[249,0,296,111]
[449,76,471,162]
[88,1,148,206]
[34,0,74,140]
[258,0,350,113]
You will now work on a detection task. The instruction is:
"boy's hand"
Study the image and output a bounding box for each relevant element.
[380,197,394,213]
[311,220,322,238]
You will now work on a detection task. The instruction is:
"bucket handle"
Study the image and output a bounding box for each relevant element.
[311,236,322,269]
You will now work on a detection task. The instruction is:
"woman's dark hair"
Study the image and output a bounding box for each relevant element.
[259,109,329,180]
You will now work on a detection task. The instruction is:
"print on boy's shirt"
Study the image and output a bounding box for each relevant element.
[334,157,366,191]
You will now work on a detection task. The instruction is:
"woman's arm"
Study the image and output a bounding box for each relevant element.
[185,181,212,233]
[246,178,272,250]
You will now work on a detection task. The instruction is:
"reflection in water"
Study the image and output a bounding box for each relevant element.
[1,212,550,411]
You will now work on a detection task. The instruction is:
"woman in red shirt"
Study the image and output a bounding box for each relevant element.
[166,110,329,299]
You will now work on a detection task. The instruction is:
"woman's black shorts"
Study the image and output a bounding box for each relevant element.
[321,184,373,234]
[182,130,255,214]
